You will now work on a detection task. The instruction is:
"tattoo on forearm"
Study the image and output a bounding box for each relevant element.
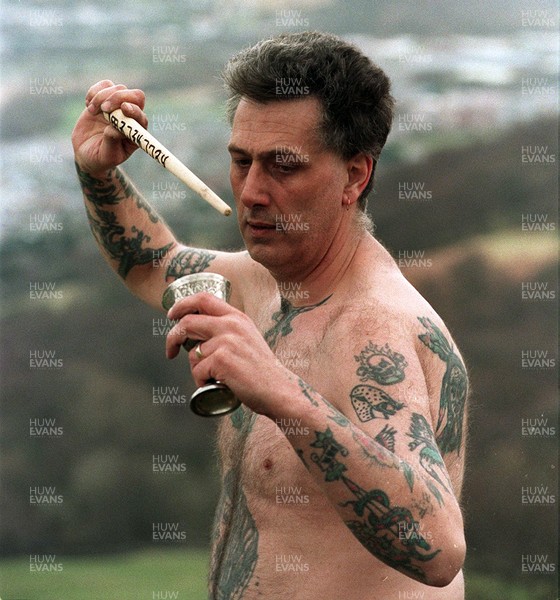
[77,163,173,278]
[355,342,408,385]
[296,377,412,489]
[76,165,122,205]
[264,294,332,348]
[309,427,439,582]
[297,377,350,427]
[297,378,320,407]
[165,248,217,280]
[418,317,468,455]
[350,384,405,421]
[85,207,173,278]
[351,425,415,493]
[115,169,159,222]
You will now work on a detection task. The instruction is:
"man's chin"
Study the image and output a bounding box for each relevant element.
[244,240,285,269]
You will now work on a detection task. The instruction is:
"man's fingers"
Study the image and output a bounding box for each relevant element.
[167,292,232,321]
[86,83,127,114]
[85,79,116,105]
[86,85,146,124]
[120,101,148,129]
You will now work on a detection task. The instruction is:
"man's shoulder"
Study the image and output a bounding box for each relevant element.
[327,254,465,382]
[335,257,440,341]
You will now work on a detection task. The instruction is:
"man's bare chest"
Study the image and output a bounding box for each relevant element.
[216,297,342,485]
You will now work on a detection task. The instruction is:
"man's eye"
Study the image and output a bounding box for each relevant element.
[233,159,251,168]
[274,163,296,173]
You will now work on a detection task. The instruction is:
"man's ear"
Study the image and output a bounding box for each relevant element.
[342,154,373,206]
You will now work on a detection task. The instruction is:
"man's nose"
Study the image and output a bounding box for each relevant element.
[239,163,270,208]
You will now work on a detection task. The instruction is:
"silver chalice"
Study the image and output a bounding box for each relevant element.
[162,273,241,417]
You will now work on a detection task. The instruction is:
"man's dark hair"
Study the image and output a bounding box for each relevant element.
[222,31,394,211]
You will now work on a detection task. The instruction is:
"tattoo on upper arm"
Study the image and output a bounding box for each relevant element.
[77,164,173,278]
[375,424,397,451]
[309,426,439,582]
[355,342,408,385]
[417,317,468,455]
[350,385,405,421]
[165,248,217,280]
[407,413,451,506]
[264,294,332,348]
[350,341,407,422]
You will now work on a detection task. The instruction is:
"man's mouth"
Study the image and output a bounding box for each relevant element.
[247,220,276,228]
[244,219,279,241]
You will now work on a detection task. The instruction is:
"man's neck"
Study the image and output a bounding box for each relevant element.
[268,223,369,307]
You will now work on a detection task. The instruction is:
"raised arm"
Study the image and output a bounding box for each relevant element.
[71,80,250,310]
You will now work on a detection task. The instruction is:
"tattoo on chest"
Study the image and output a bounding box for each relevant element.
[309,426,439,582]
[165,247,216,280]
[210,470,259,600]
[76,164,173,278]
[417,317,468,455]
[229,405,257,433]
[263,294,332,348]
[211,409,260,598]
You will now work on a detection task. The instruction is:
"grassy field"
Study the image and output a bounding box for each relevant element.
[0,549,557,600]
[0,548,209,600]
[466,572,557,600]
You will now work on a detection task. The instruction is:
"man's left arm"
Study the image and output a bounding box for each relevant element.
[272,358,466,588]
[165,295,467,587]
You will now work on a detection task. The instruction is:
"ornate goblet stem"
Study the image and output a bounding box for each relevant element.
[162,273,241,417]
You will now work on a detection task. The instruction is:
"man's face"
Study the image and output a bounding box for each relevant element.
[228,97,350,277]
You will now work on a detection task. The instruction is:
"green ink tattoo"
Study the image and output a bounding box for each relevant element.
[210,470,259,599]
[297,378,320,408]
[297,377,350,427]
[85,207,173,278]
[350,384,405,421]
[309,427,439,582]
[77,163,173,278]
[407,413,451,498]
[230,407,245,431]
[165,247,216,280]
[351,426,415,493]
[115,169,159,222]
[375,424,397,451]
[310,427,349,481]
[355,342,408,385]
[264,294,332,348]
[418,317,468,454]
[229,405,256,433]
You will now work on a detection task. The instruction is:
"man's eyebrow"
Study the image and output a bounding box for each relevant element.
[227,144,308,158]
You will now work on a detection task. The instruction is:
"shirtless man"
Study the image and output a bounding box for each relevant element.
[72,31,468,600]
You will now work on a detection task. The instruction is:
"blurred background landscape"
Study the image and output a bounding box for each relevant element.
[0,0,558,598]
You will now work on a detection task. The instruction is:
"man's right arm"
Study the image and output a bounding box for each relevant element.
[72,80,249,311]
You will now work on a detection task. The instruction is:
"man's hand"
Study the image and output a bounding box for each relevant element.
[71,80,149,175]
[166,293,289,415]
